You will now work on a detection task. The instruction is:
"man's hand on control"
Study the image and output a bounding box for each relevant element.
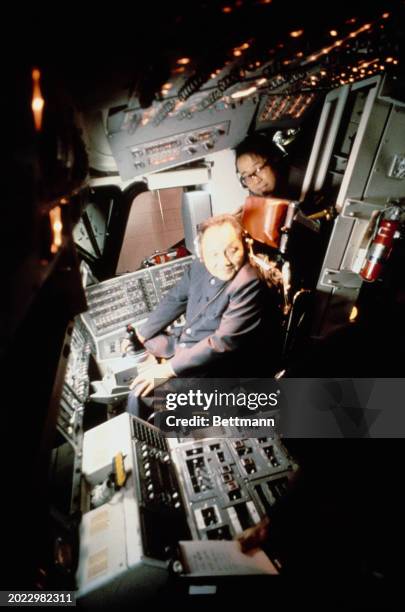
[130,361,175,397]
[121,327,146,354]
[136,329,145,344]
[121,338,132,354]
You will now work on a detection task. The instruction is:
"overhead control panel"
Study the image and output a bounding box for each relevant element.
[130,121,230,172]
[106,100,257,179]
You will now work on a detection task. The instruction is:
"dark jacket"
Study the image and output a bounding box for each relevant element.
[138,259,281,376]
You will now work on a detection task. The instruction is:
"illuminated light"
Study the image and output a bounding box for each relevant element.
[349,306,358,322]
[49,206,63,254]
[31,68,45,132]
[349,77,354,82]
[161,82,172,90]
[222,6,232,12]
[283,59,291,65]
[349,32,356,38]
[255,61,261,66]
[233,49,242,56]
[329,30,338,37]
[382,12,390,18]
[340,79,346,85]
[231,85,257,99]
[290,29,304,38]
[60,198,69,205]
[346,17,356,24]
[277,43,284,48]
[296,51,303,57]
[241,43,250,49]
[334,40,342,46]
[320,70,327,76]
[210,73,216,79]
[256,78,267,85]
[309,55,317,62]
[380,65,385,70]
[393,60,399,65]
[174,66,185,74]
[352,67,358,72]
[177,57,190,65]
[340,72,346,77]
[386,57,394,63]
[367,70,373,75]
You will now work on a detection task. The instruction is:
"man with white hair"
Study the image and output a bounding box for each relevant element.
[126,213,282,417]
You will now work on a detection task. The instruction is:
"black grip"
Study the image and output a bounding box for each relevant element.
[127,325,143,352]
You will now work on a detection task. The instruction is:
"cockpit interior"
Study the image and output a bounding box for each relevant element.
[3,1,405,608]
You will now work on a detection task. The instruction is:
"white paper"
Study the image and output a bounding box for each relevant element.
[179,540,278,576]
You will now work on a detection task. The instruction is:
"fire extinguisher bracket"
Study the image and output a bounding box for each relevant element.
[320,268,363,290]
[341,199,383,221]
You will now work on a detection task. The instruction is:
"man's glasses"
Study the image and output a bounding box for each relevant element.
[237,160,270,188]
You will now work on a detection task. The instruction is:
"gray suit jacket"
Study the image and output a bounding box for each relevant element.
[138,259,272,376]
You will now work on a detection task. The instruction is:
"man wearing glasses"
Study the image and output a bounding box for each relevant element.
[235,133,301,199]
[233,133,301,296]
[234,132,325,320]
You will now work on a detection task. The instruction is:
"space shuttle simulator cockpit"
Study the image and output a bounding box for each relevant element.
[2,1,405,607]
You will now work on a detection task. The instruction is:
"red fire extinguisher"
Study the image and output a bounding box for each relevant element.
[360,205,402,282]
